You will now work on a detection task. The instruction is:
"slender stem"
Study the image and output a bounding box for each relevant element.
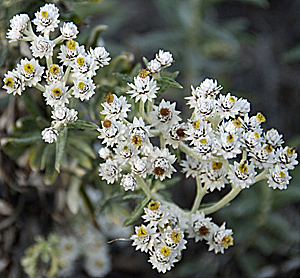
[254,169,268,183]
[191,175,207,214]
[63,66,71,84]
[200,186,242,215]
[53,35,64,46]
[46,56,53,68]
[242,149,247,161]
[160,135,165,149]
[139,100,145,119]
[134,174,152,198]
[34,83,46,92]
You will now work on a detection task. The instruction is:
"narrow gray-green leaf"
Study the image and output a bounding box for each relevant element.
[67,120,99,130]
[123,196,150,227]
[158,76,183,89]
[55,127,67,173]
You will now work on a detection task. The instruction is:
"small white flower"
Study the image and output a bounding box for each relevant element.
[58,40,85,67]
[33,3,60,34]
[72,78,96,101]
[71,53,99,79]
[180,155,203,178]
[193,135,216,159]
[147,59,162,74]
[99,159,121,184]
[44,64,64,84]
[120,173,136,191]
[240,130,263,152]
[237,98,250,116]
[89,46,111,67]
[6,29,23,43]
[163,122,186,149]
[98,147,112,160]
[60,22,79,40]
[97,119,126,147]
[227,160,256,189]
[30,35,54,59]
[207,223,234,254]
[16,58,44,87]
[194,97,215,119]
[249,144,275,169]
[267,165,291,190]
[114,142,139,165]
[275,146,298,170]
[3,70,25,96]
[127,75,159,103]
[142,200,170,228]
[150,99,181,130]
[51,107,78,123]
[202,161,227,192]
[216,93,240,120]
[41,127,58,143]
[150,147,176,181]
[58,235,80,263]
[185,118,214,145]
[9,14,30,32]
[159,227,187,256]
[264,128,284,148]
[101,93,131,120]
[131,156,148,178]
[43,81,69,107]
[127,117,151,148]
[215,131,241,159]
[155,49,173,68]
[130,224,158,253]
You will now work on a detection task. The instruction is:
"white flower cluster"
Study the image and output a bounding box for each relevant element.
[3,3,111,144]
[57,223,111,278]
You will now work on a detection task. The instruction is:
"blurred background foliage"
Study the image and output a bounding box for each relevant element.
[0,0,300,277]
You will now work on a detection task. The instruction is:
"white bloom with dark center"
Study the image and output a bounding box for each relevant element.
[207,223,234,254]
[227,160,256,189]
[30,35,54,58]
[99,159,121,184]
[128,117,151,148]
[159,227,187,256]
[155,49,173,68]
[249,144,276,169]
[150,99,181,130]
[163,122,186,149]
[3,70,25,96]
[180,155,203,178]
[89,46,111,67]
[60,22,79,40]
[266,165,291,190]
[114,142,139,165]
[185,118,214,145]
[33,3,60,34]
[72,78,96,101]
[275,146,298,170]
[58,40,85,66]
[193,134,216,159]
[215,131,241,159]
[142,200,170,228]
[16,58,44,87]
[45,64,64,84]
[41,127,58,143]
[131,224,158,253]
[120,174,136,191]
[240,130,263,152]
[127,75,159,103]
[98,119,126,147]
[43,81,69,107]
[201,161,227,192]
[101,93,131,120]
[72,53,99,79]
[216,93,240,120]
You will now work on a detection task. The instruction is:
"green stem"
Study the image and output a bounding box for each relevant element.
[191,175,207,213]
[33,83,46,92]
[200,186,242,215]
[134,174,152,198]
[139,100,145,119]
[63,66,71,84]
[254,169,268,183]
[46,56,53,69]
[53,35,64,46]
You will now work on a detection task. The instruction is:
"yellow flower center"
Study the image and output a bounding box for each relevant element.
[238,163,248,173]
[131,135,142,147]
[229,96,236,103]
[103,120,112,128]
[148,200,160,210]
[233,118,242,128]
[192,120,200,129]
[138,69,150,78]
[106,92,114,104]
[122,145,129,151]
[212,161,223,170]
[66,40,76,50]
[264,144,273,153]
[171,231,181,243]
[49,64,60,75]
[51,87,63,97]
[5,77,14,87]
[279,171,285,178]
[226,134,234,143]
[200,138,207,144]
[24,63,34,74]
[77,57,85,66]
[137,226,148,237]
[256,112,266,123]
[78,81,85,90]
[221,235,233,247]
[160,246,171,257]
[254,132,260,138]
[287,147,295,155]
[41,11,48,18]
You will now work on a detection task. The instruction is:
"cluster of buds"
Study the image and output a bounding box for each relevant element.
[3,3,111,143]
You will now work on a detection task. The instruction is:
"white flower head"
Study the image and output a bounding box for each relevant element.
[120,173,136,191]
[58,40,85,67]
[240,130,263,152]
[159,227,187,256]
[45,64,64,84]
[193,134,216,160]
[207,223,234,254]
[9,13,30,32]
[266,165,291,190]
[249,144,276,169]
[130,224,158,253]
[155,49,174,68]
[3,70,25,96]
[191,78,222,100]
[41,127,58,143]
[97,119,126,147]
[180,155,203,178]
[127,75,159,103]
[147,59,162,74]
[89,46,111,67]
[150,99,181,130]
[185,117,214,145]
[275,146,298,170]
[72,78,96,101]
[215,131,242,159]
[131,156,148,178]
[264,128,284,148]
[194,97,215,119]
[227,160,256,189]
[142,200,170,228]
[99,159,121,184]
[202,161,227,192]
[128,117,151,148]
[187,211,215,242]
[163,122,186,149]
[216,93,240,120]
[150,147,176,181]
[72,53,99,79]
[43,81,69,107]
[114,142,139,165]
[58,235,80,263]
[98,147,112,160]
[51,107,78,123]
[33,3,60,34]
[30,35,54,59]
[101,93,131,120]
[6,29,23,43]
[17,58,44,87]
[60,22,79,40]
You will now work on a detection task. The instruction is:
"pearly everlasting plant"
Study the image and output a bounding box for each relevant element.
[1,3,299,277]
